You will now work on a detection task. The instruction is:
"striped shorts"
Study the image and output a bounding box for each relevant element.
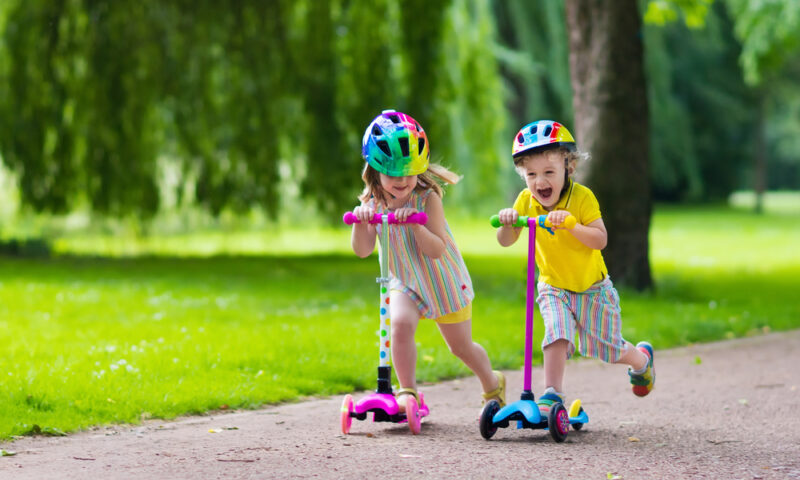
[536,277,627,362]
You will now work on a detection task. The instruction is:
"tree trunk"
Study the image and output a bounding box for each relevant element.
[753,91,767,214]
[565,0,652,290]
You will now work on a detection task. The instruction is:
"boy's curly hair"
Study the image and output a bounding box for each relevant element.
[513,146,590,179]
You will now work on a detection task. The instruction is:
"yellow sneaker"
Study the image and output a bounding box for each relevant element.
[481,371,506,407]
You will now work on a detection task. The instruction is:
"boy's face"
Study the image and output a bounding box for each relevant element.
[518,152,568,209]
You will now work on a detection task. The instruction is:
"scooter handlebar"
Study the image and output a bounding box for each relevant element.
[490,214,576,230]
[343,211,428,226]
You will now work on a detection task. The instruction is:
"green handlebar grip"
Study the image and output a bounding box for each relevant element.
[490,214,528,228]
[490,214,577,229]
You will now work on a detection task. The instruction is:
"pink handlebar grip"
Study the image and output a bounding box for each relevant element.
[343,211,428,225]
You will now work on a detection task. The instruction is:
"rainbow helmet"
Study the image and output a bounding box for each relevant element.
[512,120,576,158]
[362,110,429,176]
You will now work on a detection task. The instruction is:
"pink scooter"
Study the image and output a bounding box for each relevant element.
[340,211,431,435]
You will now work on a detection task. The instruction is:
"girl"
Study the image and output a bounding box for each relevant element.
[350,109,504,413]
[495,120,654,415]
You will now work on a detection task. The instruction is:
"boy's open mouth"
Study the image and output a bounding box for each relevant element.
[537,187,553,201]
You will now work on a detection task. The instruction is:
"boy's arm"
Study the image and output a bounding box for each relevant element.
[496,208,522,247]
[568,217,607,250]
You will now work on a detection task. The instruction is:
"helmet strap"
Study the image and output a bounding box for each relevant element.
[560,158,570,197]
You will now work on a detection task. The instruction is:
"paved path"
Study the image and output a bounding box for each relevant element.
[2,330,799,479]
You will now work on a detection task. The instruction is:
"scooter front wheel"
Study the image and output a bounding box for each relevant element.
[340,394,354,434]
[548,402,569,443]
[406,395,421,435]
[479,400,501,440]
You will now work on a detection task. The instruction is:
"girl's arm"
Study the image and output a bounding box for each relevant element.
[397,192,447,259]
[351,205,378,258]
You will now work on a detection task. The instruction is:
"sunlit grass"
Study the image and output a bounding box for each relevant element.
[0,194,798,440]
[728,190,800,214]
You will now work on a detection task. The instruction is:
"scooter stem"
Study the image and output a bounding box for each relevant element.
[523,216,536,392]
[378,215,391,369]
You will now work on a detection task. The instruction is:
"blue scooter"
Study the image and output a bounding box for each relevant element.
[481,214,589,442]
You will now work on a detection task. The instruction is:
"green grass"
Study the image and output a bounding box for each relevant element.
[0,201,798,440]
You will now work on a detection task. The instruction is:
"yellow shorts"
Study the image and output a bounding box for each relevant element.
[390,288,472,324]
[431,303,472,324]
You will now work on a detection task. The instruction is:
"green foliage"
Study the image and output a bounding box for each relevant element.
[0,0,507,220]
[767,91,800,188]
[725,0,800,85]
[431,0,506,208]
[493,0,572,126]
[492,1,572,205]
[0,0,89,213]
[0,202,798,439]
[0,0,798,219]
[644,0,714,29]
[645,3,755,201]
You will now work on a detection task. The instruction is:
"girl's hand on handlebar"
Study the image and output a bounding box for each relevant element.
[393,207,419,223]
[353,205,375,224]
[547,210,574,229]
[497,208,519,227]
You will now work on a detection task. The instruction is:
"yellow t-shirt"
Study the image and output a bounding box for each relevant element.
[512,180,607,292]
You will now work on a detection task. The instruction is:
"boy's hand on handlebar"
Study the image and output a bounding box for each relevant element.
[393,207,419,223]
[547,210,574,229]
[353,205,375,224]
[497,208,519,227]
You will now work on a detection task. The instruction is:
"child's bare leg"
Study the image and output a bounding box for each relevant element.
[437,320,496,393]
[389,291,421,410]
[543,339,570,394]
[614,341,649,370]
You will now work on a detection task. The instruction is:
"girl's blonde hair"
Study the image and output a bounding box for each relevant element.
[358,163,461,207]
[513,146,590,179]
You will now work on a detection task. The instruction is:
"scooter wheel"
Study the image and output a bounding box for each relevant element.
[569,399,584,431]
[479,400,500,440]
[340,394,354,435]
[548,402,569,443]
[406,395,421,435]
[571,407,585,431]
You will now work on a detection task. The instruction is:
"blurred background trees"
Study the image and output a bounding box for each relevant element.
[0,0,798,288]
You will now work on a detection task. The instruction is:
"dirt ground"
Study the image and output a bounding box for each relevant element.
[2,330,799,480]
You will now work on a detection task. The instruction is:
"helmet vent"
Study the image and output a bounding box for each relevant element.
[372,125,382,136]
[418,138,425,155]
[398,137,410,157]
[517,133,524,143]
[530,125,538,135]
[388,114,401,124]
[544,125,552,136]
[377,140,391,156]
[415,122,421,132]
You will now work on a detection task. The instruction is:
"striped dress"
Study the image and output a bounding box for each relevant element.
[371,189,474,320]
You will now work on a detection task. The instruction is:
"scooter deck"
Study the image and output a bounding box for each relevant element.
[492,399,588,429]
[352,392,430,423]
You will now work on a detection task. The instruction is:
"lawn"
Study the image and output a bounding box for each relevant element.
[0,201,798,440]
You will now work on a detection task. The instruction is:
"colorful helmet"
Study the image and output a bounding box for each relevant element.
[362,109,429,176]
[512,120,576,158]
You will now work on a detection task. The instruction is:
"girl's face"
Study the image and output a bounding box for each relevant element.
[519,152,569,210]
[379,173,418,204]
